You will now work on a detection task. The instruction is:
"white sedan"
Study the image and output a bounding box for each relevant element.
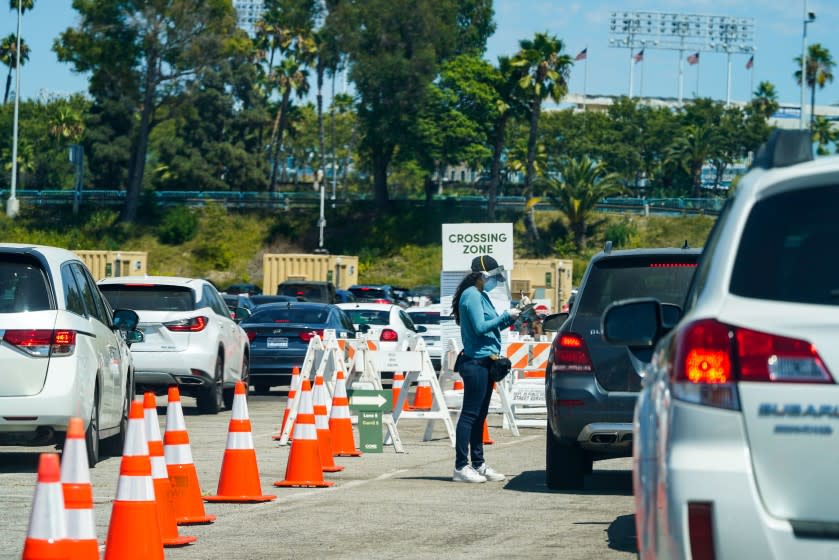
[99,276,250,414]
[0,244,142,466]
[405,304,445,370]
[337,302,424,353]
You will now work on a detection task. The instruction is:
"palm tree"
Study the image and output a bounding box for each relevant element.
[750,81,779,120]
[0,33,29,104]
[665,124,717,197]
[794,43,835,129]
[48,103,84,144]
[811,116,837,155]
[546,156,624,251]
[268,55,311,192]
[486,56,525,221]
[512,32,573,241]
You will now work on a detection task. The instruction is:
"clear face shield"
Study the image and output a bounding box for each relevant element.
[480,265,507,294]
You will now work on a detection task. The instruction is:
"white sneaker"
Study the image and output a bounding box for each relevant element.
[476,464,506,482]
[453,465,487,483]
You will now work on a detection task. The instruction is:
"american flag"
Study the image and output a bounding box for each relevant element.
[687,52,700,65]
[745,55,754,70]
[633,49,644,63]
[575,48,587,61]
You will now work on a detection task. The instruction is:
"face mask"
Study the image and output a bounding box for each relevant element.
[484,276,499,292]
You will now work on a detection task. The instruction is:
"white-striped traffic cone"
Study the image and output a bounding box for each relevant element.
[60,418,98,559]
[22,453,68,560]
[328,371,362,457]
[274,367,300,440]
[313,374,344,473]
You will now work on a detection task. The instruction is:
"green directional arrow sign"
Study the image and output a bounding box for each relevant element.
[348,390,392,453]
[348,390,392,412]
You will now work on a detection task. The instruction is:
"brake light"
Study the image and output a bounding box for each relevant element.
[164,316,208,332]
[551,332,593,372]
[380,329,398,342]
[649,263,698,268]
[299,329,324,343]
[672,319,833,410]
[373,299,390,304]
[687,502,716,560]
[3,329,77,357]
[246,330,256,343]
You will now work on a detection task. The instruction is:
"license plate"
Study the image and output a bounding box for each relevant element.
[266,337,288,349]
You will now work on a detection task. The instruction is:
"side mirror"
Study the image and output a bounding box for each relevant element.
[601,298,680,348]
[660,303,683,329]
[124,329,144,347]
[415,325,428,333]
[113,308,139,331]
[234,307,252,323]
[542,312,569,332]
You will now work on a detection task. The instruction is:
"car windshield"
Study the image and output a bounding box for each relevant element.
[575,255,698,316]
[248,307,329,324]
[99,285,194,311]
[407,311,440,325]
[730,185,839,306]
[350,287,388,299]
[0,259,51,313]
[344,309,390,325]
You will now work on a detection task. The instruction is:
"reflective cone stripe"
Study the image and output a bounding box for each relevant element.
[504,342,529,370]
[328,371,362,457]
[274,367,300,440]
[392,372,408,411]
[410,380,433,411]
[164,386,215,526]
[312,375,344,473]
[274,379,334,488]
[60,418,97,559]
[104,401,164,560]
[23,453,68,560]
[205,382,276,503]
[143,393,196,548]
[530,342,551,370]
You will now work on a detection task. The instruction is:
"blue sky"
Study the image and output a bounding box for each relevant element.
[2,0,838,107]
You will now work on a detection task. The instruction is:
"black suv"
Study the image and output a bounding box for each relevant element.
[544,245,701,489]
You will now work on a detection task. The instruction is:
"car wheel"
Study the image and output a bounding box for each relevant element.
[223,354,249,409]
[85,388,101,468]
[102,375,133,458]
[546,428,587,490]
[197,353,224,414]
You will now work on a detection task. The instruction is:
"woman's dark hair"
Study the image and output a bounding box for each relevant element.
[451,272,482,325]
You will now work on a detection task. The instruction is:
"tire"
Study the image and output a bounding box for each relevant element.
[85,389,100,468]
[546,428,588,490]
[223,354,249,409]
[102,374,134,458]
[197,353,224,414]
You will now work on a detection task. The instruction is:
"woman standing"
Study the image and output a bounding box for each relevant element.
[450,255,522,483]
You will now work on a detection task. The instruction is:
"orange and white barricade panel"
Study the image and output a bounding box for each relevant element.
[275,333,326,446]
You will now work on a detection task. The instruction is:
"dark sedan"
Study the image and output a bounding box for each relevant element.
[241,302,356,393]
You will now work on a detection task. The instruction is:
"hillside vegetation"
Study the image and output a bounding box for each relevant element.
[0,203,715,287]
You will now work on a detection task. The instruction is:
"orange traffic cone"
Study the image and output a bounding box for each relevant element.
[274,367,300,440]
[312,374,344,473]
[274,378,334,488]
[482,419,494,445]
[22,453,68,560]
[329,371,362,457]
[164,386,216,525]
[143,392,196,547]
[205,382,277,503]
[392,372,408,411]
[410,380,433,411]
[104,400,164,560]
[60,418,98,559]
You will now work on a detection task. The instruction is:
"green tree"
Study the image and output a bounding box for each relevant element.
[56,0,243,222]
[1,33,29,104]
[795,43,835,129]
[666,124,716,197]
[750,81,779,120]
[546,156,623,251]
[512,32,573,241]
[268,54,311,190]
[811,116,837,155]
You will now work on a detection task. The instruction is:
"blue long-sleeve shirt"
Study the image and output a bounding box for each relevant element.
[459,285,514,359]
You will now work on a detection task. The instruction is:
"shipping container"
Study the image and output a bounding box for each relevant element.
[263,253,359,294]
[76,250,148,281]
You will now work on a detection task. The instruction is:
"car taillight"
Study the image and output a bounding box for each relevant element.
[672,319,833,410]
[373,299,390,304]
[299,329,323,343]
[164,316,208,332]
[246,330,256,343]
[3,329,76,357]
[687,502,716,560]
[551,333,592,372]
[380,329,398,342]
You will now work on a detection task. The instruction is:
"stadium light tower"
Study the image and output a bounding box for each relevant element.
[7,0,22,218]
[608,12,755,104]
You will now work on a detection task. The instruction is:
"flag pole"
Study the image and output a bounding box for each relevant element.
[696,58,700,98]
[640,49,645,99]
[749,57,755,100]
[583,48,588,112]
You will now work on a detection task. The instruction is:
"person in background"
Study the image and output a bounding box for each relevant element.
[450,255,523,483]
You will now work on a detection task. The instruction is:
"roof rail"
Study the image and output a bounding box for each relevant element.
[750,129,813,170]
[682,240,690,249]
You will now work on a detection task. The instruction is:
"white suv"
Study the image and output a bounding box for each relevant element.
[99,276,250,413]
[603,130,839,559]
[0,245,142,466]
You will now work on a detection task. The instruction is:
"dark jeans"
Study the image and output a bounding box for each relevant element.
[455,358,494,470]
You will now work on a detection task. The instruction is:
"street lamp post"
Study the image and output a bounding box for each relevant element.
[7,0,23,218]
[800,5,816,130]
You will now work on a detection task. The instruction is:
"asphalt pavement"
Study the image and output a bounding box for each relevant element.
[0,392,636,560]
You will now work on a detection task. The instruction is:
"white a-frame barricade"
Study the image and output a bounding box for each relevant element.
[350,337,405,453]
[387,337,456,447]
[275,333,326,445]
[500,336,548,431]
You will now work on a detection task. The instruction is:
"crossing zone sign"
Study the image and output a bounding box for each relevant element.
[442,223,514,272]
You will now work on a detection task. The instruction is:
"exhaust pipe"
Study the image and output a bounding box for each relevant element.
[590,433,618,444]
[177,377,204,385]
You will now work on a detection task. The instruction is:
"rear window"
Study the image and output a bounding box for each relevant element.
[407,311,440,325]
[575,255,698,316]
[278,284,328,301]
[0,258,51,312]
[344,309,390,325]
[249,307,329,324]
[350,287,388,299]
[99,285,194,311]
[730,185,839,305]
